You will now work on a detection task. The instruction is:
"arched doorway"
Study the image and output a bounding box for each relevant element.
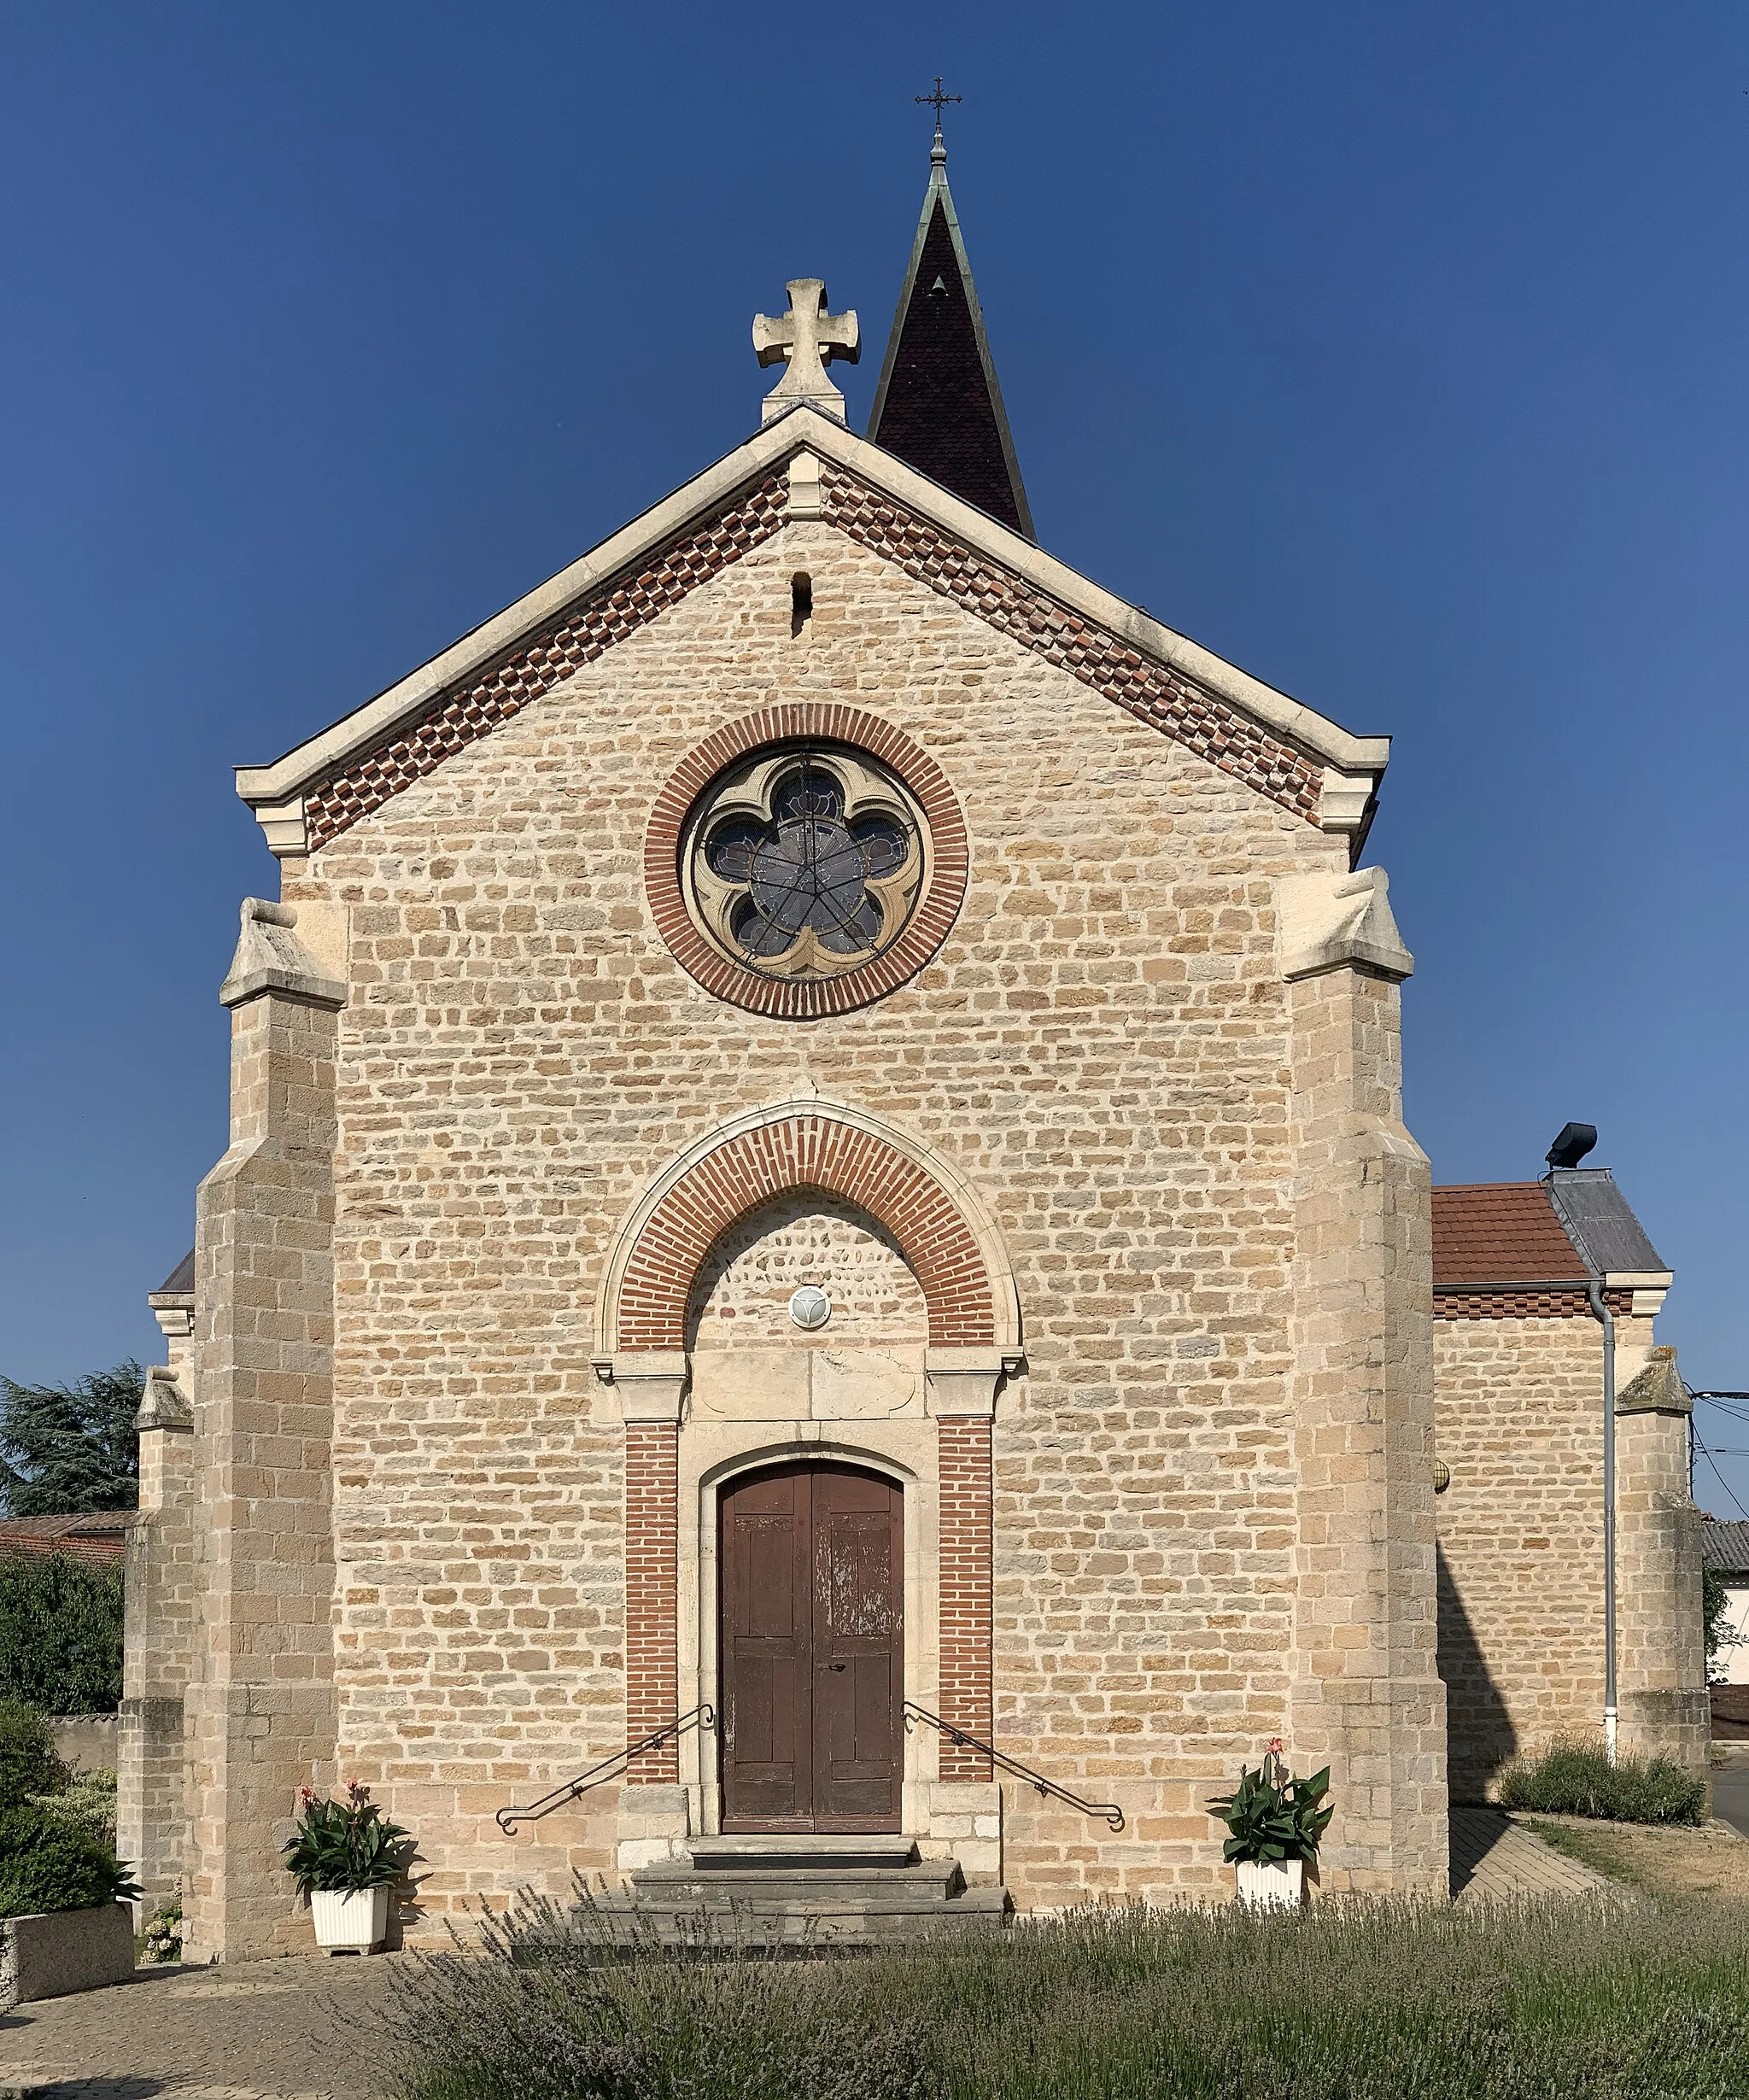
[718,1460,904,1833]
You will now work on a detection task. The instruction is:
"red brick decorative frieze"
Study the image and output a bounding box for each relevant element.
[644,706,969,1019]
[938,1417,993,1781]
[302,478,789,851]
[821,467,1325,827]
[300,459,1331,856]
[624,1422,680,1768]
[617,1114,997,1351]
[1434,1288,1631,1322]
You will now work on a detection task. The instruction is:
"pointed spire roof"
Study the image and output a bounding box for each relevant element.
[868,126,1034,541]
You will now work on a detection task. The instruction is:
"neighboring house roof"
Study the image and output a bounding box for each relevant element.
[1431,1171,1672,1319]
[233,404,1390,864]
[0,1512,134,1568]
[155,1249,195,1296]
[1701,1521,1749,1576]
[867,136,1033,539]
[1432,1183,1588,1288]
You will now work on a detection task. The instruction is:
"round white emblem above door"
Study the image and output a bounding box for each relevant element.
[787,1284,832,1331]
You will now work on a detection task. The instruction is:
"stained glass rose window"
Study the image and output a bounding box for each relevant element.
[680,746,928,981]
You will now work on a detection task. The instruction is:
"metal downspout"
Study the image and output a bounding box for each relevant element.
[1587,1277,1618,1764]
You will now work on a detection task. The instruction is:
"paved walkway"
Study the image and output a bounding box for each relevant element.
[1711,1763,1749,1840]
[0,1955,400,2100]
[1448,1805,1613,1903]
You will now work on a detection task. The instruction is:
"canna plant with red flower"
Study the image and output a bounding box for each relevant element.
[282,1780,415,1898]
[1208,1740,1332,1865]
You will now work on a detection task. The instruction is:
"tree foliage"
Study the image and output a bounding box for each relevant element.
[1705,1565,1742,1673]
[0,1553,126,1714]
[0,1360,141,1516]
[0,1699,64,1810]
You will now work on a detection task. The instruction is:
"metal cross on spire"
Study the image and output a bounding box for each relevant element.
[915,76,961,155]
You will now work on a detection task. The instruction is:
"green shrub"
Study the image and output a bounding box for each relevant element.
[1496,1740,1707,1824]
[0,1699,63,1811]
[385,1897,933,2100]
[0,1804,139,1919]
[32,1765,117,1842]
[0,1553,124,1713]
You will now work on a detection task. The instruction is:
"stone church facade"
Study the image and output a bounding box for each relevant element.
[120,139,1702,1960]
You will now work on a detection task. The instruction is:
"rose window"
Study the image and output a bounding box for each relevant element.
[680,747,928,981]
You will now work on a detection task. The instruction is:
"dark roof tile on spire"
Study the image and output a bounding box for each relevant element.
[868,140,1033,540]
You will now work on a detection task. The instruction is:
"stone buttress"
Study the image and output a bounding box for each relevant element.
[179,899,346,1963]
[1281,869,1448,1896]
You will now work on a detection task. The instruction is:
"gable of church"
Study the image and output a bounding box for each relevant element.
[243,424,1379,869]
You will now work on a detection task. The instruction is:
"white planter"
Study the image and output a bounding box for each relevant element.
[309,1885,391,1953]
[1235,1857,1306,1910]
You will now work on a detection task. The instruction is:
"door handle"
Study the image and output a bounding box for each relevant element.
[821,1661,846,1671]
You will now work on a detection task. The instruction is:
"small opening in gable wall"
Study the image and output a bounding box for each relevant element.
[791,573,813,639]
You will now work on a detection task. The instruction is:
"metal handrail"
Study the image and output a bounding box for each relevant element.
[903,1700,1125,1831]
[495,1705,716,1834]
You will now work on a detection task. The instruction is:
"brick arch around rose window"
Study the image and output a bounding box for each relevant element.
[599,1101,1014,1785]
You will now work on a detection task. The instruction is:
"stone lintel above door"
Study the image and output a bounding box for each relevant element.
[690,1345,927,1422]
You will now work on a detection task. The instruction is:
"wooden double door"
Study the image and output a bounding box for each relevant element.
[718,1462,904,1832]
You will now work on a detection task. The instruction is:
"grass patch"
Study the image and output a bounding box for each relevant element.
[380,1889,1749,2100]
[1519,1816,1649,1890]
[1497,1741,1706,1825]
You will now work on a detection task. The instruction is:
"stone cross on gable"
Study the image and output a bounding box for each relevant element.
[752,278,860,426]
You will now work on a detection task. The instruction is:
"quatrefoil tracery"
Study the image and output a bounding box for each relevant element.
[683,749,928,981]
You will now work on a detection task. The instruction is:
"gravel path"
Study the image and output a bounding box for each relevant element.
[0,1954,402,2100]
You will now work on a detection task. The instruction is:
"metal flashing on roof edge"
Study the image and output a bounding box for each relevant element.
[1546,1167,1670,1283]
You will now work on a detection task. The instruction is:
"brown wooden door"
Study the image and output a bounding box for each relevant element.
[719,1462,903,1832]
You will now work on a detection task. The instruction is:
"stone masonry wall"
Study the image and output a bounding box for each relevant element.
[1284,964,1445,1895]
[1434,1315,1605,1798]
[1616,1377,1708,1773]
[1433,1311,1704,1798]
[276,512,1383,1924]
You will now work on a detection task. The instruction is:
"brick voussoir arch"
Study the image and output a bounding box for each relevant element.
[644,704,969,1021]
[600,1101,1017,1358]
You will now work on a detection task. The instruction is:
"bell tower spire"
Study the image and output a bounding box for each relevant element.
[867,87,1035,541]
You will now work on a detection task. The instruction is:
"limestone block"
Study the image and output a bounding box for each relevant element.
[1278,868,1413,984]
[135,1363,192,1432]
[219,898,347,1010]
[691,1348,809,1420]
[926,1350,1005,1419]
[811,1348,921,1419]
[603,1352,691,1424]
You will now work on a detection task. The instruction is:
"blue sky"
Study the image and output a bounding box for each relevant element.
[3,3,1746,1507]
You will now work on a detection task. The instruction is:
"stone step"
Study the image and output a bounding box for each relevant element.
[684,1834,919,1872]
[593,1878,1011,1946]
[629,1863,963,1907]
